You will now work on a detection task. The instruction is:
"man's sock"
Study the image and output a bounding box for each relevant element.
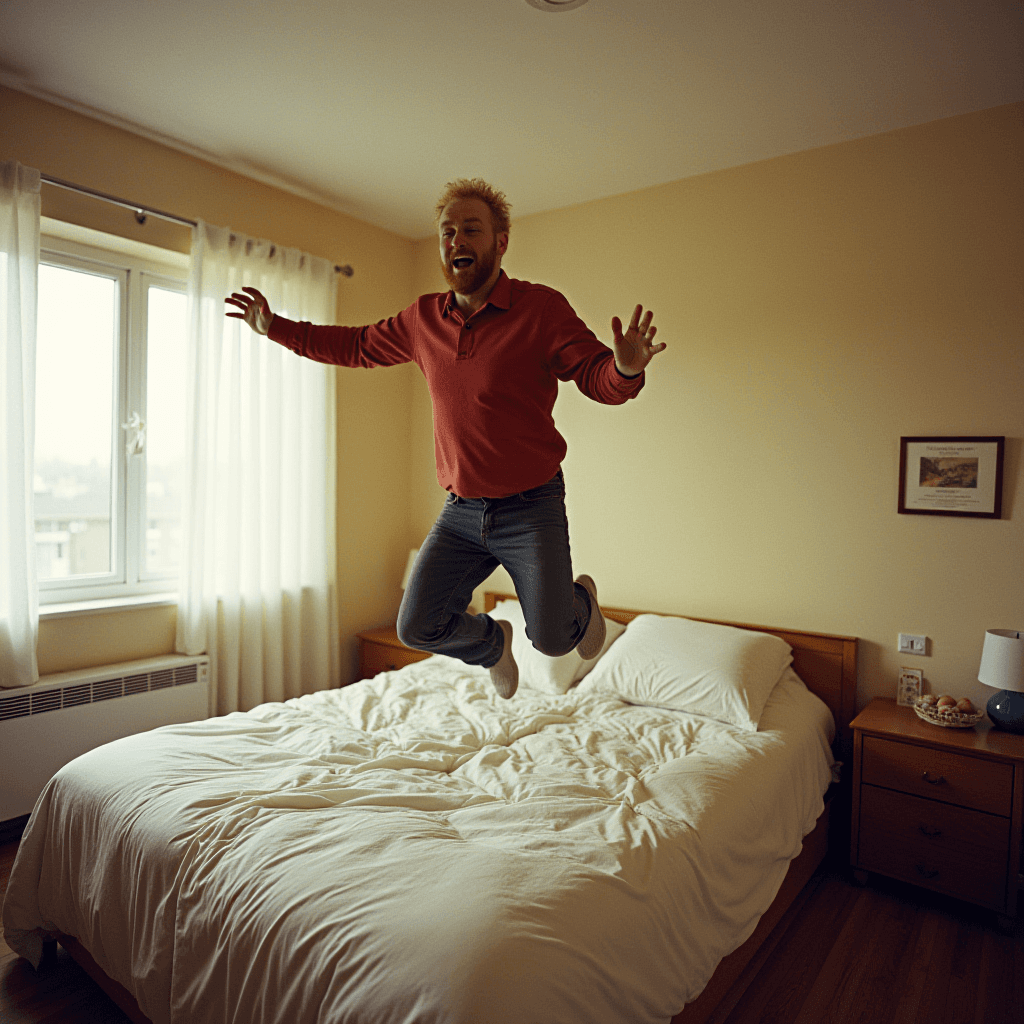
[575,575,606,661]
[489,620,519,699]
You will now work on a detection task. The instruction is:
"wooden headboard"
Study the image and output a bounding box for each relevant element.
[483,591,858,763]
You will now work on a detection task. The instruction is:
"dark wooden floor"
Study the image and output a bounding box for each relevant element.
[2,836,1021,1023]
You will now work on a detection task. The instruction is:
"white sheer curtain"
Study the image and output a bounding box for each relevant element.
[176,222,340,714]
[0,162,40,689]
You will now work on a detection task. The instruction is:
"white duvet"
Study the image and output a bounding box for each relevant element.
[3,655,833,1024]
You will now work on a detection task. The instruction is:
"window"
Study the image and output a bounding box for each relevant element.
[34,220,189,604]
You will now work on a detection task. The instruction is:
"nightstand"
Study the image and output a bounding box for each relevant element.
[850,698,1024,923]
[356,625,431,680]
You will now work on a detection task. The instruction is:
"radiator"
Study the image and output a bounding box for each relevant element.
[0,654,210,822]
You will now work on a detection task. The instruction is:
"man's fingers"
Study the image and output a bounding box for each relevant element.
[625,306,656,336]
[611,316,623,340]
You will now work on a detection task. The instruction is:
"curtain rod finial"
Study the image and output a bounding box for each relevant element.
[335,264,353,277]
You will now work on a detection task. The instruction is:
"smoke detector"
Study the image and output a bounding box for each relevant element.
[525,0,591,11]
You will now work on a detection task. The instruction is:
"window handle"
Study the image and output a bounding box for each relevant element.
[122,412,146,456]
[921,771,946,785]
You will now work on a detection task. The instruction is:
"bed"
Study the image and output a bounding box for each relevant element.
[2,591,856,1024]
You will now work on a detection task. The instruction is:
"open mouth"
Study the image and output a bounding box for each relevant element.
[452,256,475,270]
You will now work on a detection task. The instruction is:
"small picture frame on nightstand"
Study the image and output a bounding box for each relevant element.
[897,667,923,706]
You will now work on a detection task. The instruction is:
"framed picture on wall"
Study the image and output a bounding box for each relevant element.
[898,436,1004,518]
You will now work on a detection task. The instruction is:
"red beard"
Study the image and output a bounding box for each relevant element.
[441,236,498,295]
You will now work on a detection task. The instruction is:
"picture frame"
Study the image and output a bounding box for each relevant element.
[898,436,1004,518]
[897,667,923,706]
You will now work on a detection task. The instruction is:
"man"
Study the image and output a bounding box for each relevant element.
[226,178,665,699]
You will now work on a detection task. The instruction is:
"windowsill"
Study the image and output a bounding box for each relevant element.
[39,592,179,620]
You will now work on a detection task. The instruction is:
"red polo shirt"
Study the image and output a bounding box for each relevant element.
[267,271,645,498]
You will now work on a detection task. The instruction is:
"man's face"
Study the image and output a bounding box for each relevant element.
[438,197,507,295]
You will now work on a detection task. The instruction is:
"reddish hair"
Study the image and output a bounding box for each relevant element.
[434,178,511,235]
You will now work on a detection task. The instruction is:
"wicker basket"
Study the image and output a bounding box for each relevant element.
[913,699,985,729]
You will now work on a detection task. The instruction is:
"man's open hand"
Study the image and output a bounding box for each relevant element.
[225,286,274,335]
[611,305,665,377]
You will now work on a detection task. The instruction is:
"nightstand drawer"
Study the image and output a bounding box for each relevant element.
[859,785,1010,908]
[360,641,429,679]
[861,735,1013,816]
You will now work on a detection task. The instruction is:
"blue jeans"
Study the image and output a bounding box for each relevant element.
[397,470,593,669]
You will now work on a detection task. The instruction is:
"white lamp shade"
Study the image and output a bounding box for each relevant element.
[978,629,1024,693]
[400,548,420,591]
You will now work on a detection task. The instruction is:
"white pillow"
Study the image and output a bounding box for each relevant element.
[583,613,793,731]
[490,599,626,694]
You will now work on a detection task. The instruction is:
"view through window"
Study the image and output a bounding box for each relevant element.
[34,263,117,581]
[34,232,187,601]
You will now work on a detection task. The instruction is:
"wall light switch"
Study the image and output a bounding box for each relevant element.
[898,633,928,655]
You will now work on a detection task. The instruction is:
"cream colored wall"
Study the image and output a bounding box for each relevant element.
[1,85,421,682]
[412,103,1023,712]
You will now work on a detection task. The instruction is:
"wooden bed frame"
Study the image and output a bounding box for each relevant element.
[50,593,857,1024]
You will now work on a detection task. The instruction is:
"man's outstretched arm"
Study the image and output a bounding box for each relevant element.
[225,286,415,368]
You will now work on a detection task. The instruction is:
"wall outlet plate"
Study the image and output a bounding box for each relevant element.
[898,633,927,655]
[898,667,923,706]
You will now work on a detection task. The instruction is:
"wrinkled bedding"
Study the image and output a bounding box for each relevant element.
[3,655,834,1024]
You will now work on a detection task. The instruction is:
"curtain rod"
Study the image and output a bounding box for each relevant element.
[39,173,354,277]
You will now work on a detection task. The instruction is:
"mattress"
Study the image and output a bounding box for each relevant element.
[3,654,834,1024]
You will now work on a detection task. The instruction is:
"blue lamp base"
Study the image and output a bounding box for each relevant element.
[986,690,1024,734]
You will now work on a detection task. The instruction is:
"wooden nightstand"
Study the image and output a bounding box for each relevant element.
[850,698,1024,923]
[356,625,431,680]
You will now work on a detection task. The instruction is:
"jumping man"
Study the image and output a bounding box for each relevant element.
[226,178,665,699]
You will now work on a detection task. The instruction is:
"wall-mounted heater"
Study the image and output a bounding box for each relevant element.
[0,654,210,822]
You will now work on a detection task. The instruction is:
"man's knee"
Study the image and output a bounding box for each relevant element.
[529,629,575,659]
[397,606,430,647]
[396,606,436,651]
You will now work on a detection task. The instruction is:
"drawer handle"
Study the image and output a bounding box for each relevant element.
[917,824,943,839]
[915,864,940,880]
[921,771,946,785]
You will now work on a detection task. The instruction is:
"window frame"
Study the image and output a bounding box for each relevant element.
[36,221,189,606]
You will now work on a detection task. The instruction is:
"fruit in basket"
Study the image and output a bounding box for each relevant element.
[915,693,982,727]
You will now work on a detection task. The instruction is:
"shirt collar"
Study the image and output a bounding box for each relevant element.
[443,270,511,318]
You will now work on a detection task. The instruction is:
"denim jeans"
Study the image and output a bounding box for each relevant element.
[396,469,593,669]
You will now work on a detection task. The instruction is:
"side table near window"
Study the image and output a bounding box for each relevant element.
[357,625,431,680]
[850,698,1024,928]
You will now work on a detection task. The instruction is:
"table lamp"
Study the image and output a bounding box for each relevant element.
[978,628,1024,734]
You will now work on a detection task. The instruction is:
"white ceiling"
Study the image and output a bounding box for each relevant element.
[1,0,1021,239]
